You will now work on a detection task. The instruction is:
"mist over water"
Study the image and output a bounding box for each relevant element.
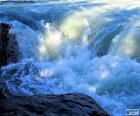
[1,0,140,115]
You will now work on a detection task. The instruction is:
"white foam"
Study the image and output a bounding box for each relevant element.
[1,1,140,116]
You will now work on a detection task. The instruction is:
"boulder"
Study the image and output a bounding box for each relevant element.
[0,23,19,67]
[0,93,108,116]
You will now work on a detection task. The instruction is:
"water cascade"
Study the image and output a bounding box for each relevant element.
[0,1,140,115]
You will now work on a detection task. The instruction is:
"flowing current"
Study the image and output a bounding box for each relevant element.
[1,0,140,115]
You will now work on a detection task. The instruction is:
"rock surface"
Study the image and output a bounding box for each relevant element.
[0,84,7,100]
[0,23,19,67]
[0,93,108,116]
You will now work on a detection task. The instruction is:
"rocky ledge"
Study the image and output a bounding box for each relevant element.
[0,93,108,116]
[0,23,19,67]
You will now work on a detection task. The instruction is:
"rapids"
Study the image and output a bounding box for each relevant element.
[0,0,140,115]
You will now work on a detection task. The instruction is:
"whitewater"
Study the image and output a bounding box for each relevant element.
[0,0,140,115]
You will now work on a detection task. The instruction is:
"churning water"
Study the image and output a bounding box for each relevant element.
[0,0,140,115]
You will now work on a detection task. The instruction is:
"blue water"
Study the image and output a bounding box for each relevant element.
[0,1,140,115]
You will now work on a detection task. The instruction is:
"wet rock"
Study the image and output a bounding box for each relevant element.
[0,23,19,67]
[0,93,108,116]
[0,0,35,4]
[0,85,7,100]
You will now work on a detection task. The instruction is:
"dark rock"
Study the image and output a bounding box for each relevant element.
[0,0,35,4]
[0,84,7,100]
[0,23,19,67]
[0,93,108,116]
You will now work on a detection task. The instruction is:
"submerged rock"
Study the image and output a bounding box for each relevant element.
[0,61,40,96]
[0,93,108,116]
[0,23,19,67]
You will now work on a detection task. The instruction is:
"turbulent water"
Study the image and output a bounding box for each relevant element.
[1,0,140,115]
